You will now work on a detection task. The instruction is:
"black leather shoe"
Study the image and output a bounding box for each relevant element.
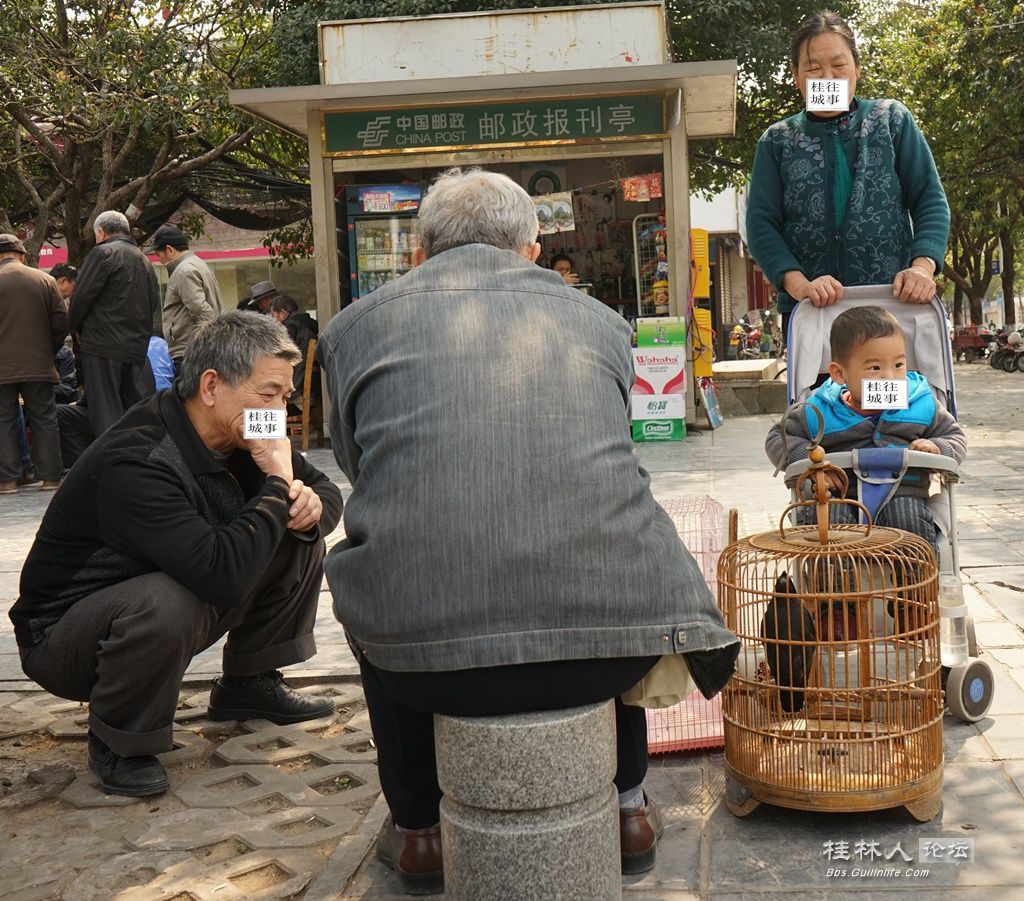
[376,815,444,895]
[620,794,664,875]
[207,670,336,724]
[87,732,169,797]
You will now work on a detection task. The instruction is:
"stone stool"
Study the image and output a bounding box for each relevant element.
[434,701,621,900]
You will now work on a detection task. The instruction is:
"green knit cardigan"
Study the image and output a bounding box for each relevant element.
[745,98,950,314]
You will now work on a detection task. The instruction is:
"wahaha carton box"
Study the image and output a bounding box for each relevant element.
[631,347,686,441]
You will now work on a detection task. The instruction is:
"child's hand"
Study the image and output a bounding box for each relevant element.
[910,438,940,454]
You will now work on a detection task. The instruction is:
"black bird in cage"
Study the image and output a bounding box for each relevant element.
[760,573,817,713]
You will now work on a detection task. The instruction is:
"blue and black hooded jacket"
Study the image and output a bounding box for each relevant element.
[765,371,966,498]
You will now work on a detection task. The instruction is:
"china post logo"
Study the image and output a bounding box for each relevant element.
[357,116,392,149]
[643,422,672,436]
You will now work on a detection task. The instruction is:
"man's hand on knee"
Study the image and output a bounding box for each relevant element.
[287,479,322,533]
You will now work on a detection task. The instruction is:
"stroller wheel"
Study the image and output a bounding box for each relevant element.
[945,657,994,723]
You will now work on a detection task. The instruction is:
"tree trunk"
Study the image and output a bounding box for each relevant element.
[65,180,83,267]
[952,238,964,325]
[1001,228,1016,326]
[66,222,86,268]
[965,243,995,325]
[969,289,985,326]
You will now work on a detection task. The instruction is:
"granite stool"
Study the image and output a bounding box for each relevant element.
[434,701,621,900]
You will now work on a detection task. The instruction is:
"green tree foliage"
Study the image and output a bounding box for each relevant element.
[0,0,281,265]
[863,0,1024,324]
[666,0,861,194]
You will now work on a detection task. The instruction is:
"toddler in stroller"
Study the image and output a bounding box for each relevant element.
[760,290,992,722]
[767,304,966,555]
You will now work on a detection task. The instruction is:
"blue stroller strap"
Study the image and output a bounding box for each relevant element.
[851,447,909,524]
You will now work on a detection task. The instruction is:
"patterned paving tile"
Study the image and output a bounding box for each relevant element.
[215,722,376,766]
[125,803,360,851]
[72,849,318,901]
[2,695,83,738]
[175,763,380,810]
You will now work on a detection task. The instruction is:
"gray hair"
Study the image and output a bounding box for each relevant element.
[417,168,539,258]
[94,210,131,237]
[176,310,302,400]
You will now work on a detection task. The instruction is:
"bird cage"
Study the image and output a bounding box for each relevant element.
[719,449,944,821]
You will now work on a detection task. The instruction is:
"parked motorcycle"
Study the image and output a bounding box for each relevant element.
[991,329,1024,371]
[738,326,763,359]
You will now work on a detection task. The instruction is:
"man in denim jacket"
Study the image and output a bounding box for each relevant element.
[319,168,738,892]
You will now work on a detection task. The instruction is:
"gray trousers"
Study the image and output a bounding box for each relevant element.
[20,533,325,756]
[0,382,61,482]
[797,494,939,555]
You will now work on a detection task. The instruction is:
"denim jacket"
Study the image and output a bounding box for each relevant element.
[318,244,737,684]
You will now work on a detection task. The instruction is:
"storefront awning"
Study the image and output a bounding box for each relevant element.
[229,60,737,143]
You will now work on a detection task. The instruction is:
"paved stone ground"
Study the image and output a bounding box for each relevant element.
[1,362,1023,899]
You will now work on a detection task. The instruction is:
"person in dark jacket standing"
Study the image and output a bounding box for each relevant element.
[0,234,69,493]
[69,210,158,436]
[12,312,344,797]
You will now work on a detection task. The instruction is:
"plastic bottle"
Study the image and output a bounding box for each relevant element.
[938,574,969,667]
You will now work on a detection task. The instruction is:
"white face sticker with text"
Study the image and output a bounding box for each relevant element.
[860,379,908,410]
[243,408,286,439]
[806,79,849,112]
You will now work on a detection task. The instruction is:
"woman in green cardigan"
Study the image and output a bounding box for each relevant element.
[745,10,950,344]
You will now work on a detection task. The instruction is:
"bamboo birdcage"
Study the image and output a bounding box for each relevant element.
[719,447,944,822]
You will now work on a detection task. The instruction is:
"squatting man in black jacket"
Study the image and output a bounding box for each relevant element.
[10,312,344,797]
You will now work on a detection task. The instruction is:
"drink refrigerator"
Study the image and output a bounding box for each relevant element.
[345,185,422,300]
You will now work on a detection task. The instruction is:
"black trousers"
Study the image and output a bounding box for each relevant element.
[0,382,61,482]
[80,353,154,436]
[20,534,324,757]
[358,654,659,829]
[56,402,93,470]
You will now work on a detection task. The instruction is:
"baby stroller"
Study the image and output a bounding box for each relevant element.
[783,286,994,723]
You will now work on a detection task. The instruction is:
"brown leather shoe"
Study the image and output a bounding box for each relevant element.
[620,794,664,875]
[375,815,444,895]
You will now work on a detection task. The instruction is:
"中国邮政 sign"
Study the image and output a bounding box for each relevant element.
[323,94,669,157]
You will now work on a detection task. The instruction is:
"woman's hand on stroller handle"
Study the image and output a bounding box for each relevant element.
[783,271,844,307]
[892,258,937,303]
